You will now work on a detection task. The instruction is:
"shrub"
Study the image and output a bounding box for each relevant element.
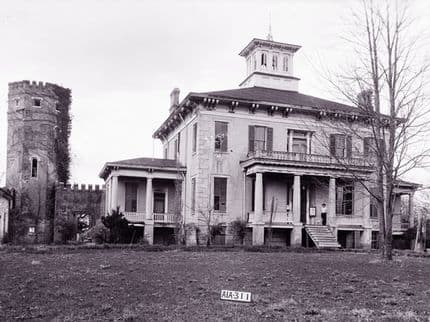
[228,219,247,245]
[55,215,77,244]
[101,208,134,243]
[82,220,110,244]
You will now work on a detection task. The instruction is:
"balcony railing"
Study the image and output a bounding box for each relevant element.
[247,150,370,168]
[248,211,294,225]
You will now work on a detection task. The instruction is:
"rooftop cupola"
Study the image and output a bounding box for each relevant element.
[239,36,301,91]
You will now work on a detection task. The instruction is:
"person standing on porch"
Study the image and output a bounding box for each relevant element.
[321,203,327,226]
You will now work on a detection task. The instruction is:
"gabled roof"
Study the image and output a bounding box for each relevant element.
[200,87,356,112]
[99,157,186,180]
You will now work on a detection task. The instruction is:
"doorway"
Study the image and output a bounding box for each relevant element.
[300,185,307,223]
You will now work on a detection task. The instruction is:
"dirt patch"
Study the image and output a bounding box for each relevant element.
[0,250,429,320]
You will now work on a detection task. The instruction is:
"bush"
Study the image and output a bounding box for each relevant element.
[82,221,110,244]
[101,208,134,243]
[55,215,77,244]
[228,219,247,245]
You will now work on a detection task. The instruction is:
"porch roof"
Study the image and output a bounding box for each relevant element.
[99,157,186,180]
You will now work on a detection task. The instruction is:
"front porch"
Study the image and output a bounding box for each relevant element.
[242,151,374,248]
[101,158,186,245]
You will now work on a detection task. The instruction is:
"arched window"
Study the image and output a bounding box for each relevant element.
[272,55,278,70]
[283,56,289,72]
[261,53,267,67]
[31,158,38,178]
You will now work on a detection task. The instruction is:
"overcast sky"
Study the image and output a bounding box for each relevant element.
[1,0,430,186]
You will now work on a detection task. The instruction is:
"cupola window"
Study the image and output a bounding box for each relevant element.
[261,53,267,67]
[272,55,278,70]
[282,56,289,72]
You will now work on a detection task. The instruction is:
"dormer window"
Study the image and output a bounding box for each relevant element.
[261,53,267,67]
[32,98,41,107]
[282,56,289,72]
[272,55,278,70]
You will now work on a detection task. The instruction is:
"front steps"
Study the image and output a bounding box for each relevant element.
[304,225,341,249]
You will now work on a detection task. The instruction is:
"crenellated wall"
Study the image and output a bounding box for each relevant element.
[53,183,105,243]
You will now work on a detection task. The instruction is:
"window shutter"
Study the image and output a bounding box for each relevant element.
[221,122,228,152]
[329,135,336,156]
[266,127,273,152]
[363,137,370,156]
[248,126,255,152]
[346,136,352,158]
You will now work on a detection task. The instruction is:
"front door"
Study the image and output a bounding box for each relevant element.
[300,185,307,223]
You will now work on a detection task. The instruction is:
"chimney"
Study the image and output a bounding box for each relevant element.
[357,89,373,111]
[169,88,180,113]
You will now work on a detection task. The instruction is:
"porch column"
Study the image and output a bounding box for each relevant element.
[361,228,372,249]
[146,177,153,220]
[306,132,311,154]
[145,177,154,245]
[293,175,301,223]
[111,175,118,211]
[328,177,336,226]
[291,175,302,247]
[408,192,415,228]
[252,172,265,245]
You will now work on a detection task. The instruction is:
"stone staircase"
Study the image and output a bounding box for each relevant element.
[304,225,341,249]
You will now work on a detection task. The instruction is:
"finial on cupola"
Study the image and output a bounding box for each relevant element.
[267,13,273,41]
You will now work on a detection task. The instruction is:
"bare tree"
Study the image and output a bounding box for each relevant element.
[317,0,430,259]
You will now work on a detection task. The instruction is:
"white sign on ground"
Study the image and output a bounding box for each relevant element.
[220,290,251,303]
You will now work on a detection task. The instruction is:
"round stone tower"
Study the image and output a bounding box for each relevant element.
[6,80,71,243]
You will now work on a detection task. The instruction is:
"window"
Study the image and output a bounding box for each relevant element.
[153,192,166,213]
[272,55,278,70]
[369,188,379,218]
[214,121,228,152]
[371,231,379,249]
[253,54,257,70]
[31,158,38,178]
[192,123,197,153]
[163,147,168,159]
[28,226,35,234]
[125,183,137,212]
[15,99,20,107]
[174,139,178,160]
[214,177,227,212]
[191,177,196,214]
[282,56,289,72]
[32,98,41,107]
[177,133,181,154]
[336,183,354,215]
[261,53,267,67]
[363,137,377,157]
[55,103,60,111]
[289,130,308,153]
[330,134,352,158]
[249,126,273,152]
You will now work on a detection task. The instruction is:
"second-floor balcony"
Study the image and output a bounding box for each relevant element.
[242,150,371,172]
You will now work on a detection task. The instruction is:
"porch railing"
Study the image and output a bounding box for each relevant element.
[247,150,369,168]
[123,212,146,222]
[153,213,176,223]
[248,211,294,225]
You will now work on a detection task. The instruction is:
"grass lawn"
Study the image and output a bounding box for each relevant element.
[0,249,429,321]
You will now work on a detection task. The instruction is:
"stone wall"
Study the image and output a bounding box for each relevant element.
[53,183,105,243]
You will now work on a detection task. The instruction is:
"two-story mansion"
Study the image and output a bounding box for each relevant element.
[99,36,417,248]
